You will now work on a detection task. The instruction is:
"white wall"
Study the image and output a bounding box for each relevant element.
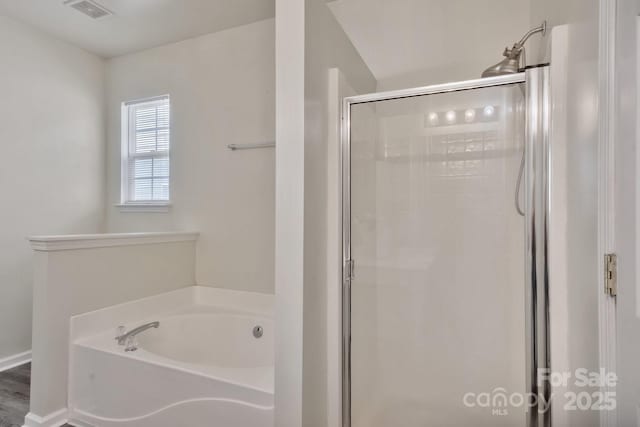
[615,2,639,426]
[374,2,531,91]
[327,0,531,92]
[302,2,376,426]
[274,0,305,425]
[528,0,591,64]
[105,19,275,294]
[274,0,376,425]
[0,16,105,362]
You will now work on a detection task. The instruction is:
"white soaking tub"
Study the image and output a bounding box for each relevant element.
[68,287,274,427]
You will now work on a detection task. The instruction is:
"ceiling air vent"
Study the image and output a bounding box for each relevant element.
[64,0,113,19]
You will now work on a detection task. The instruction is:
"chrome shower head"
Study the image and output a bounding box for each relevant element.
[482,21,547,78]
[481,54,521,78]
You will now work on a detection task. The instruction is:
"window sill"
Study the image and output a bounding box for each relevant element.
[115,203,172,213]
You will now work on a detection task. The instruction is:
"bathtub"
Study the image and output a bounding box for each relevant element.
[68,287,274,427]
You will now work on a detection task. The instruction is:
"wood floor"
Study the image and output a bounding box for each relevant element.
[0,363,29,427]
[0,363,73,427]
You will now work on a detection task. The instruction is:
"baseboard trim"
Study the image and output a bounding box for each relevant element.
[23,409,68,427]
[0,350,31,372]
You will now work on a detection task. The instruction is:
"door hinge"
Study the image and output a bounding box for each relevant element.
[344,259,355,281]
[604,253,617,297]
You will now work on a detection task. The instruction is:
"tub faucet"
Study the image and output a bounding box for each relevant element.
[115,321,160,350]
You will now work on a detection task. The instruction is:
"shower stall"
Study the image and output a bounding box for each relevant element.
[341,67,550,427]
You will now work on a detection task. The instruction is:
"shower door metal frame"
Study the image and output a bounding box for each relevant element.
[341,67,551,427]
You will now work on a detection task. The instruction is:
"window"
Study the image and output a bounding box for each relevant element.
[121,96,170,206]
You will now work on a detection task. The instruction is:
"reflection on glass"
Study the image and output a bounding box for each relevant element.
[349,84,526,427]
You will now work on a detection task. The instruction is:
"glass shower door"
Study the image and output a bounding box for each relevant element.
[345,79,530,427]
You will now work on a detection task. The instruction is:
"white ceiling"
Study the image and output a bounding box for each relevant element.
[328,0,531,82]
[0,0,275,58]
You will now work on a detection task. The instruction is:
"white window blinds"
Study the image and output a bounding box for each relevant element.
[122,96,170,203]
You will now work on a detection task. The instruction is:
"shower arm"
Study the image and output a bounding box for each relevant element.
[505,21,547,62]
[517,22,547,48]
